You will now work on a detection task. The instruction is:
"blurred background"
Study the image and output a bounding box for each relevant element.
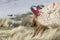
[0,0,60,18]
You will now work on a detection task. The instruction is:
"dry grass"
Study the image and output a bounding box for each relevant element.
[0,26,60,40]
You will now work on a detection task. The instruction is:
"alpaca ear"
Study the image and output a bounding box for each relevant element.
[53,3,55,8]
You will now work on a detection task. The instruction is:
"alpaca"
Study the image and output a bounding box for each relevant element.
[30,3,60,37]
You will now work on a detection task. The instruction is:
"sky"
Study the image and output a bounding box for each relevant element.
[0,0,60,18]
